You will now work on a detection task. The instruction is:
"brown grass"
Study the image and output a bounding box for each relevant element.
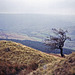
[53,52,75,75]
[0,60,39,75]
[28,52,75,75]
[0,60,27,75]
[0,40,66,75]
[0,40,61,66]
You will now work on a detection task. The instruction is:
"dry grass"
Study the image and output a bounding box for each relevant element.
[0,40,61,65]
[53,52,75,75]
[1,40,74,75]
[0,40,63,75]
[0,60,27,75]
[28,52,75,75]
[0,60,39,75]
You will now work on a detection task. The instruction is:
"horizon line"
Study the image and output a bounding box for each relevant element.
[0,12,75,16]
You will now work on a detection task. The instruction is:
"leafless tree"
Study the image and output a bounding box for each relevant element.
[44,28,71,57]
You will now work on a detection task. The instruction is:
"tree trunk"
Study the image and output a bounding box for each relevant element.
[59,47,64,57]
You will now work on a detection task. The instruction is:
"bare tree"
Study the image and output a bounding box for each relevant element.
[44,28,71,57]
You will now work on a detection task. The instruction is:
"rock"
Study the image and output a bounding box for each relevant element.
[4,48,10,52]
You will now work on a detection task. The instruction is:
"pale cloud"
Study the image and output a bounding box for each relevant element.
[0,0,75,15]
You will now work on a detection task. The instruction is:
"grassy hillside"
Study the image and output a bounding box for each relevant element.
[0,40,74,75]
[29,52,75,75]
[0,40,62,75]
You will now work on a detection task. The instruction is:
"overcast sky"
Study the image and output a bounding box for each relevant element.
[0,0,75,15]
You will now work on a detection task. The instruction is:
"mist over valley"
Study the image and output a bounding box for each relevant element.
[0,14,75,53]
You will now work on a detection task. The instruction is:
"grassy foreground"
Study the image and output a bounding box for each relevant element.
[29,52,75,75]
[0,40,74,75]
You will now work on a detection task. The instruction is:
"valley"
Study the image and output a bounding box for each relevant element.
[0,14,75,54]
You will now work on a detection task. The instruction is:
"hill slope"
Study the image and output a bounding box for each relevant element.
[0,40,62,75]
[0,40,75,75]
[29,52,75,75]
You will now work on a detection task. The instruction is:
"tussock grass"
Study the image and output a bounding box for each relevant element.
[0,40,64,75]
[29,52,75,75]
[0,40,61,66]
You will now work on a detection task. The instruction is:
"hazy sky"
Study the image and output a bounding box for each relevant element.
[0,0,75,15]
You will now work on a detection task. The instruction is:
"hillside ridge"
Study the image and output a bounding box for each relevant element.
[0,40,74,75]
[0,40,63,74]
